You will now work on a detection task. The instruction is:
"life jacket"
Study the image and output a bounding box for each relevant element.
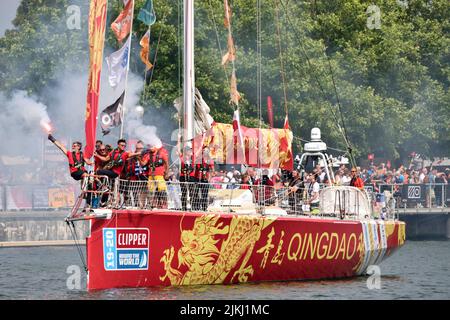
[180,158,195,177]
[196,159,212,180]
[125,157,148,178]
[68,151,85,172]
[105,149,125,170]
[148,149,165,172]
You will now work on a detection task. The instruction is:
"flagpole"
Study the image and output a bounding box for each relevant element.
[119,0,135,139]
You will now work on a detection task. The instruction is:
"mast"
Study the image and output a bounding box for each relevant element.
[183,0,195,148]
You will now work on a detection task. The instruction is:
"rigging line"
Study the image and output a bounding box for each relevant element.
[67,220,88,273]
[178,0,181,98]
[274,0,289,117]
[256,0,263,169]
[226,0,239,109]
[324,53,356,167]
[278,0,344,139]
[147,12,167,88]
[207,0,231,87]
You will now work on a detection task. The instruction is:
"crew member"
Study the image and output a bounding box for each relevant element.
[95,139,137,181]
[48,134,92,181]
[255,169,275,206]
[307,173,320,214]
[140,143,169,209]
[349,167,364,190]
[179,145,196,211]
[195,147,214,211]
[94,143,108,172]
[123,141,148,208]
[287,169,304,214]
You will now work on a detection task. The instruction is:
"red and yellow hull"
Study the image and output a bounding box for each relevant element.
[86,210,406,290]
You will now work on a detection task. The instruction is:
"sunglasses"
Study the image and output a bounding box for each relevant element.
[119,144,126,147]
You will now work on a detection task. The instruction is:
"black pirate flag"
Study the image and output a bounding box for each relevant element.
[100,91,125,135]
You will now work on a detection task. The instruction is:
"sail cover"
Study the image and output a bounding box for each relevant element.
[193,123,293,170]
[84,0,108,159]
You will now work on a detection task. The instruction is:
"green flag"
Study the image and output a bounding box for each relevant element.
[137,0,156,26]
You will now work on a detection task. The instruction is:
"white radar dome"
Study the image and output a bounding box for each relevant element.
[311,128,321,141]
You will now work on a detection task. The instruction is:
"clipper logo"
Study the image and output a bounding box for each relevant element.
[407,186,421,199]
[103,228,149,271]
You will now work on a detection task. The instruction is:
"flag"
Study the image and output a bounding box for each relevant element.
[111,0,133,42]
[137,0,156,26]
[105,36,131,87]
[280,114,293,170]
[229,69,241,106]
[232,109,246,163]
[223,0,232,28]
[267,96,274,128]
[84,0,108,159]
[100,91,125,135]
[283,114,289,129]
[221,33,236,65]
[139,30,153,70]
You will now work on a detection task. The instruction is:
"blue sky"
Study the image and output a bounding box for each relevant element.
[1,0,21,37]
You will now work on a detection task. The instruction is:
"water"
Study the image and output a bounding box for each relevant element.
[0,241,449,300]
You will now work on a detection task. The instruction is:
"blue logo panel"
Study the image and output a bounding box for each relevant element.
[102,228,150,271]
[116,249,148,270]
[103,228,117,270]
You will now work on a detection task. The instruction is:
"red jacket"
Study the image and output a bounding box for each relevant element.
[109,149,129,176]
[67,151,85,174]
[350,176,364,190]
[195,160,214,181]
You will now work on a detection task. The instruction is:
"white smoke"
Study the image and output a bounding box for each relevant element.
[124,73,162,148]
[0,90,52,156]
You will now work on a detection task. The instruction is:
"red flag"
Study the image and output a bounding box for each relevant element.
[233,109,246,164]
[84,0,108,159]
[267,96,274,128]
[283,114,289,129]
[139,30,153,70]
[111,0,133,42]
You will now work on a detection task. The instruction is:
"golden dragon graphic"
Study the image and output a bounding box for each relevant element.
[160,214,275,285]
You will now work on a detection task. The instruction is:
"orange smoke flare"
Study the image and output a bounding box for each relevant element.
[40,120,52,134]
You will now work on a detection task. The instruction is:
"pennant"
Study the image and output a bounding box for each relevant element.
[137,0,156,26]
[280,125,293,170]
[221,34,236,65]
[100,91,125,135]
[105,36,131,87]
[267,96,274,128]
[111,0,133,42]
[229,69,241,106]
[139,30,153,70]
[84,0,108,159]
[284,114,289,129]
[223,0,232,28]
